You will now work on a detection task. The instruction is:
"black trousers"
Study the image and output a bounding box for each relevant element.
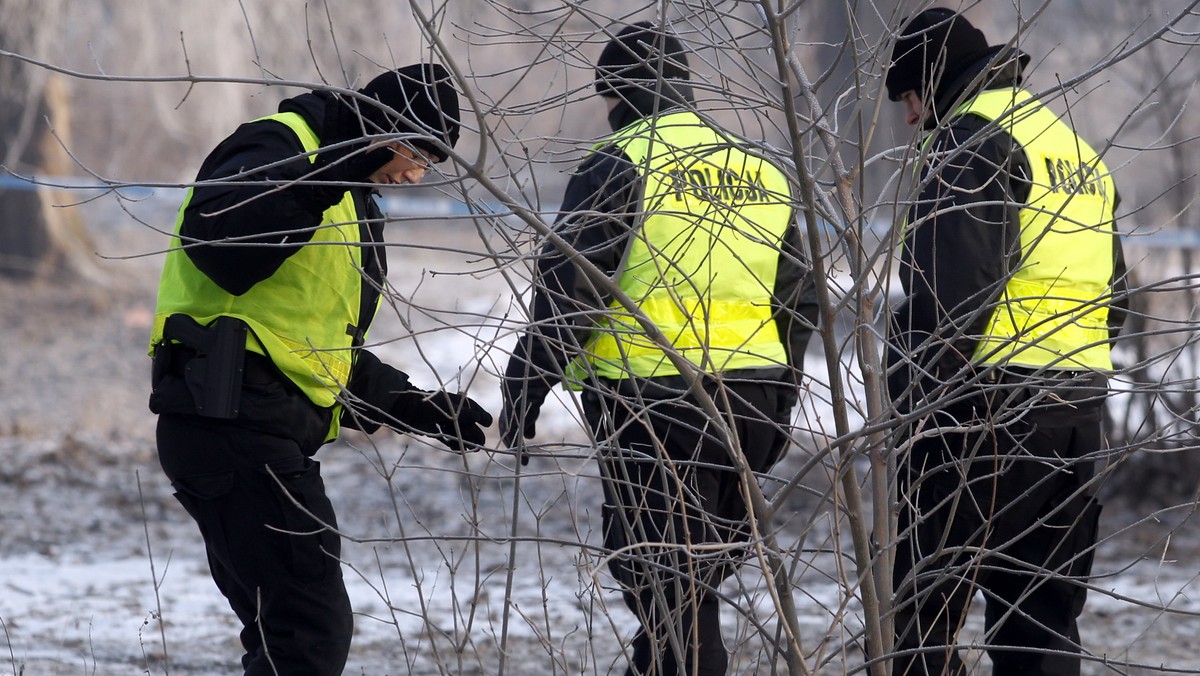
[892,390,1104,676]
[584,377,791,676]
[157,414,352,675]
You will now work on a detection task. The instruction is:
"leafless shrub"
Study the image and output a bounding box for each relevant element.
[2,0,1199,673]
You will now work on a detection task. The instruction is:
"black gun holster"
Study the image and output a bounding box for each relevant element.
[153,314,249,419]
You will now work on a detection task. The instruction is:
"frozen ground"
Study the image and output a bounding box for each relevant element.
[1,207,1199,674]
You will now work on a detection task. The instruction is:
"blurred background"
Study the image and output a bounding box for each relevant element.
[1,1,1198,673]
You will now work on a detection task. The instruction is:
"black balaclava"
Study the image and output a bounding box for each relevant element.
[886,8,991,104]
[352,63,461,162]
[594,21,694,127]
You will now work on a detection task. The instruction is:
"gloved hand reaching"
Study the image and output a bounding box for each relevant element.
[500,372,551,464]
[390,388,494,452]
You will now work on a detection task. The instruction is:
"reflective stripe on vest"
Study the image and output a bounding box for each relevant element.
[150,112,366,436]
[960,89,1118,370]
[575,111,793,381]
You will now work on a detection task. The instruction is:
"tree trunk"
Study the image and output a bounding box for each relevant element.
[0,0,91,281]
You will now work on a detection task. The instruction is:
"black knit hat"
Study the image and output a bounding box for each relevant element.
[886,8,991,102]
[594,21,690,99]
[357,63,460,162]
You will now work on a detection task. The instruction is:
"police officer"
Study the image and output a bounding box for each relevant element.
[148,64,493,675]
[884,9,1127,675]
[501,23,818,676]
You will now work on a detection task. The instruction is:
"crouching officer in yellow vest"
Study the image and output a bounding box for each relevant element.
[147,64,492,676]
[884,9,1128,676]
[501,23,819,676]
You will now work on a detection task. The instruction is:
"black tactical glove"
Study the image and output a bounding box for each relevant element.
[500,373,551,464]
[390,389,494,452]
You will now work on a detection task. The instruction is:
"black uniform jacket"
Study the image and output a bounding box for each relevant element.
[151,92,416,445]
[887,51,1129,421]
[507,98,820,408]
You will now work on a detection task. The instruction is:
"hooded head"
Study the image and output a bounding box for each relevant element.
[594,21,694,122]
[886,8,992,104]
[354,63,461,162]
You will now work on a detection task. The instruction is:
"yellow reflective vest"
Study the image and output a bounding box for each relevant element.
[150,112,371,437]
[959,89,1118,370]
[575,111,794,380]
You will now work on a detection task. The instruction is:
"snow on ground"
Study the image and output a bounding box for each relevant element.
[2,202,1200,674]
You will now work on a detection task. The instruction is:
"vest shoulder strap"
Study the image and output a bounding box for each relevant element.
[254,111,321,157]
